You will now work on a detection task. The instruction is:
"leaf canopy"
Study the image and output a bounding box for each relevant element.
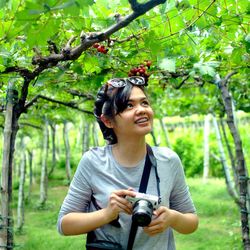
[0,0,249,127]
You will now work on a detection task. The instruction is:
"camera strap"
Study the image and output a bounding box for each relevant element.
[126,144,159,250]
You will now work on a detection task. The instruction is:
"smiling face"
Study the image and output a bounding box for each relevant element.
[110,86,154,141]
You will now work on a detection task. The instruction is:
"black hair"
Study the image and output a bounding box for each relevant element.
[94,82,146,144]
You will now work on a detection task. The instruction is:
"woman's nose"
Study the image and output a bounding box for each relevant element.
[135,105,146,115]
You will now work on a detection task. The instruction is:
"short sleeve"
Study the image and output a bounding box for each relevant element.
[169,153,196,213]
[57,152,93,234]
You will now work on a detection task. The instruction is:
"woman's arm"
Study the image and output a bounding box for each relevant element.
[143,206,199,236]
[61,208,114,235]
[60,189,135,235]
[168,210,198,234]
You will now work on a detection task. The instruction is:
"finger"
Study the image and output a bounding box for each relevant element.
[154,206,166,217]
[110,194,133,214]
[145,221,166,234]
[147,231,159,236]
[124,189,136,197]
[147,217,161,227]
[120,198,134,213]
[118,203,133,214]
[114,194,132,205]
[112,189,136,198]
[144,224,159,232]
[110,197,133,214]
[143,226,160,236]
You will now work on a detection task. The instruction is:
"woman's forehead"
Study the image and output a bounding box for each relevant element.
[128,86,147,100]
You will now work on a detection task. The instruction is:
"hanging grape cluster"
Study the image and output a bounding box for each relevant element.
[128,60,152,84]
[92,43,108,54]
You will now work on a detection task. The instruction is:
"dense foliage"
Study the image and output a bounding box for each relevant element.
[0,0,249,124]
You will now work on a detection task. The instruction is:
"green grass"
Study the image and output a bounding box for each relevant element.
[14,183,85,250]
[13,178,243,250]
[175,178,242,250]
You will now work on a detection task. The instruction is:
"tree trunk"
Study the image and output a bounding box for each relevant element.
[150,130,158,146]
[217,73,250,249]
[0,83,19,250]
[27,150,33,201]
[56,128,61,158]
[17,138,26,232]
[48,123,56,176]
[219,117,250,215]
[92,122,99,147]
[82,121,90,154]
[159,118,171,148]
[12,156,17,181]
[63,121,71,184]
[203,114,210,182]
[40,119,49,206]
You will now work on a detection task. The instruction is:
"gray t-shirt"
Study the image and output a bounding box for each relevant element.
[57,145,196,250]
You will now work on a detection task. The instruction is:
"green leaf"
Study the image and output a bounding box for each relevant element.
[247,3,250,14]
[71,62,83,75]
[158,58,176,72]
[140,18,150,29]
[159,2,166,14]
[83,54,100,73]
[193,61,220,77]
[175,0,190,11]
[52,1,80,11]
[0,0,7,9]
[231,48,243,65]
[63,1,81,15]
[120,50,138,58]
[195,16,207,29]
[144,31,164,54]
[244,34,250,53]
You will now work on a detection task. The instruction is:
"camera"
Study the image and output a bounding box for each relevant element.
[126,193,161,227]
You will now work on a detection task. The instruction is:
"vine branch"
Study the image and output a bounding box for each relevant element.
[22,0,166,72]
[19,122,42,130]
[24,94,93,115]
[159,0,216,41]
[223,71,238,85]
[65,89,95,100]
[1,0,167,118]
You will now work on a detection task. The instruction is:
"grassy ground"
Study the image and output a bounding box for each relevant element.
[175,178,242,250]
[13,178,242,250]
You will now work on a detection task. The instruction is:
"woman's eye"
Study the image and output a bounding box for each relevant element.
[126,103,133,108]
[142,101,149,106]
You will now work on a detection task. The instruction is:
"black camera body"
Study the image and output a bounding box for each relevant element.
[126,193,161,227]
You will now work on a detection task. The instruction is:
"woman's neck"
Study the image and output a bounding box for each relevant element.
[112,139,147,167]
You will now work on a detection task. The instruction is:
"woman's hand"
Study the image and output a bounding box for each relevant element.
[61,188,136,236]
[143,206,198,236]
[143,206,173,236]
[104,188,136,222]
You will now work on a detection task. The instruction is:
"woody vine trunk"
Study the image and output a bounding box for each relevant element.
[0,76,32,249]
[39,119,49,206]
[218,73,250,249]
[0,83,19,250]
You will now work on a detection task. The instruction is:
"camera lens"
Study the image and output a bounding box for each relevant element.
[132,199,153,227]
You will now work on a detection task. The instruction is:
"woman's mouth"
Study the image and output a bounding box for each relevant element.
[135,118,149,124]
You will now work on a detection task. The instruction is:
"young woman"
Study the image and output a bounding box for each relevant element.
[57,76,198,250]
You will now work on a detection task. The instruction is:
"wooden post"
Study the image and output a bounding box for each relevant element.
[202,114,210,182]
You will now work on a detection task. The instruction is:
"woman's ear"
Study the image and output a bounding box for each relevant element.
[100,114,114,128]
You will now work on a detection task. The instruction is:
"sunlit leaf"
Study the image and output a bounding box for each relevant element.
[159,58,176,72]
[193,61,220,77]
